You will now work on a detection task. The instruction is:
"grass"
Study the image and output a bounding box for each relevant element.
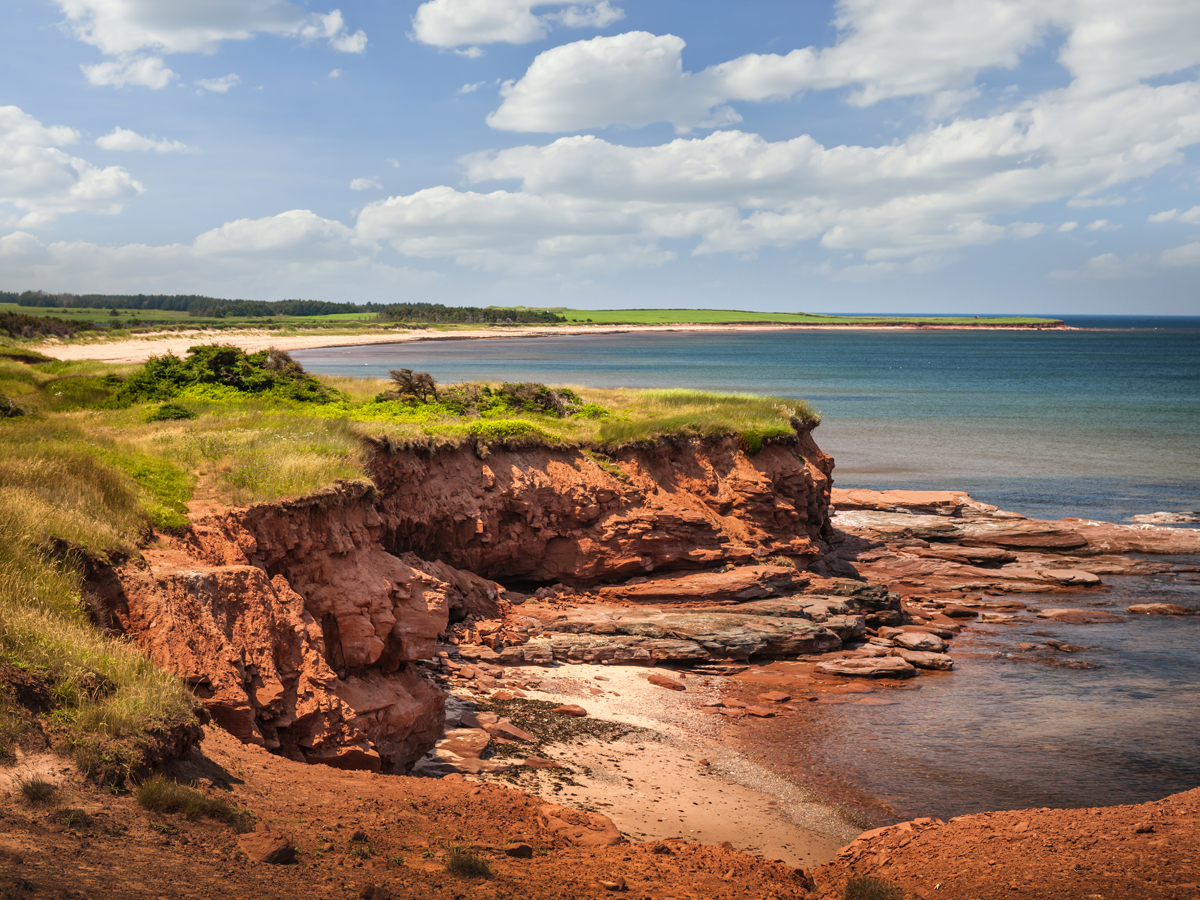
[446,845,493,878]
[135,774,249,827]
[843,874,904,900]
[15,774,57,805]
[551,307,1063,327]
[54,807,96,828]
[0,345,815,783]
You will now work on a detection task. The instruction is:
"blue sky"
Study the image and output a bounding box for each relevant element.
[2,0,1199,315]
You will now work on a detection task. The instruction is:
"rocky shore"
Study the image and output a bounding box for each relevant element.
[8,421,1199,898]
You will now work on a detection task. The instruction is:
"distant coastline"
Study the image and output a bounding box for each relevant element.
[36,319,1071,364]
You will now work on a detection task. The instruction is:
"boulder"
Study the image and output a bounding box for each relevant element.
[537,803,624,847]
[237,830,296,865]
[1127,603,1196,616]
[892,631,949,653]
[647,673,686,691]
[1036,609,1127,625]
[815,657,917,679]
[889,649,954,671]
[551,704,588,717]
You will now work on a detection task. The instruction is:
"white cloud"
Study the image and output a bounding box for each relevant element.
[297,11,366,53]
[0,212,436,299]
[1149,206,1200,224]
[81,54,177,89]
[411,0,623,49]
[56,1,366,89]
[488,0,1200,134]
[349,177,382,191]
[0,105,144,227]
[1058,221,1079,232]
[95,127,189,153]
[458,81,485,94]
[1160,240,1200,266]
[196,74,240,94]
[1085,218,1120,231]
[329,68,343,79]
[1049,252,1145,280]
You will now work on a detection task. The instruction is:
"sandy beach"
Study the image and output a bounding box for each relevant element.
[35,320,1069,364]
[436,661,864,868]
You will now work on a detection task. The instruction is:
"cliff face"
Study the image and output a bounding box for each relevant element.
[370,432,833,583]
[95,430,833,773]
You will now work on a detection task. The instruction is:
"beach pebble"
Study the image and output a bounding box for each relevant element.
[1127,603,1195,616]
[647,673,686,691]
[551,704,588,717]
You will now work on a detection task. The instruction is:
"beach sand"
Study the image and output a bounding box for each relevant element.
[36,321,1067,364]
[449,662,860,868]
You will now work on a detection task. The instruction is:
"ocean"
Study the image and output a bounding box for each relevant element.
[293,316,1200,822]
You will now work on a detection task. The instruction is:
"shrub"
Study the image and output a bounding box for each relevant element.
[0,394,23,418]
[112,345,342,406]
[446,845,492,878]
[15,774,57,805]
[135,774,248,826]
[146,402,196,422]
[844,874,904,900]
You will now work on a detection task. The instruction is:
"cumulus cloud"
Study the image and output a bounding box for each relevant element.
[1058,221,1079,232]
[1049,252,1147,280]
[349,177,382,191]
[1160,241,1200,266]
[411,0,623,52]
[0,219,436,301]
[81,54,177,89]
[488,0,1200,133]
[1149,206,1200,224]
[196,74,240,94]
[95,127,189,153]
[0,105,144,227]
[56,1,366,89]
[459,81,485,94]
[1085,219,1120,231]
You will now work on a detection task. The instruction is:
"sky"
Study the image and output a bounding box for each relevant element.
[1,1,1199,315]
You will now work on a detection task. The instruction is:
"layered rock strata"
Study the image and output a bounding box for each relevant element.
[97,431,833,772]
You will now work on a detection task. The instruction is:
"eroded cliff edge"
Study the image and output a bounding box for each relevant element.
[90,430,834,774]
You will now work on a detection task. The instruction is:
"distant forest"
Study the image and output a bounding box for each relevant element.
[1,291,565,325]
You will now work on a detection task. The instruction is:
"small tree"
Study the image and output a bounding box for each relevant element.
[388,368,438,403]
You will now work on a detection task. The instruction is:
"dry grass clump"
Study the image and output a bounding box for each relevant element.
[15,774,57,805]
[843,874,904,900]
[445,845,492,878]
[135,774,249,827]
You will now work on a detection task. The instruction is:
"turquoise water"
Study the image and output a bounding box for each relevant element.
[295,316,1200,522]
[294,317,1200,819]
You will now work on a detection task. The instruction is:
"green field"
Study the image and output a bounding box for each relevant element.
[548,308,1063,327]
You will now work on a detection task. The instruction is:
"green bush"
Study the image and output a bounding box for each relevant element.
[147,402,196,422]
[112,345,343,406]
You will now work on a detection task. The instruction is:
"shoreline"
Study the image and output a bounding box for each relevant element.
[35,320,1072,364]
[437,661,860,868]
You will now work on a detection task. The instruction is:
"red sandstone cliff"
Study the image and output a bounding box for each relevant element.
[92,430,833,773]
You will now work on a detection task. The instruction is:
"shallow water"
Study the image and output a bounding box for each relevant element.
[294,316,1200,817]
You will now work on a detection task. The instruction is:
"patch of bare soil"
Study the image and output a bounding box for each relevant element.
[815,787,1200,900]
[0,727,817,900]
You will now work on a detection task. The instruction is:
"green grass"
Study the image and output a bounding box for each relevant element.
[0,346,815,783]
[551,307,1063,327]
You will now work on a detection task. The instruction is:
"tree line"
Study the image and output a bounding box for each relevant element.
[1,291,566,324]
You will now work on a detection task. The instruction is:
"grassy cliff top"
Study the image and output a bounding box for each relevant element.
[0,344,818,775]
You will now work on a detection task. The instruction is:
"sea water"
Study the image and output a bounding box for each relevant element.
[294,316,1200,821]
